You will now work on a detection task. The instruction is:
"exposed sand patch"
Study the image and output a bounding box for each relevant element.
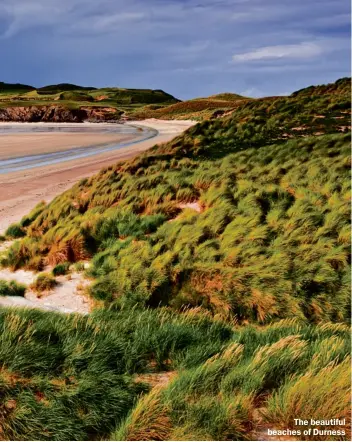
[26,272,91,314]
[135,371,177,388]
[178,201,202,212]
[168,201,203,223]
[0,266,91,314]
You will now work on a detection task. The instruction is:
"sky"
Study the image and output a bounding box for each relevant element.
[0,0,350,99]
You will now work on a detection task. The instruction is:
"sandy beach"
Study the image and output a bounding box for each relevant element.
[0,132,136,160]
[0,119,195,233]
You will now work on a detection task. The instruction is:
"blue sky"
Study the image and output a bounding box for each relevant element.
[0,0,350,99]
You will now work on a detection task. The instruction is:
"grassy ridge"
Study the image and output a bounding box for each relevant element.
[3,77,350,324]
[0,77,350,440]
[131,77,350,121]
[129,95,248,120]
[0,82,180,115]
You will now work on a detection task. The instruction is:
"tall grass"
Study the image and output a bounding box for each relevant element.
[0,306,232,440]
[262,358,351,440]
[0,78,350,440]
[5,132,349,323]
[111,318,351,441]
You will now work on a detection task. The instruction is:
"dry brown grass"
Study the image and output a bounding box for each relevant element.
[114,387,172,441]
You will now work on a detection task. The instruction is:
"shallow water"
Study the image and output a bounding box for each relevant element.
[0,123,158,174]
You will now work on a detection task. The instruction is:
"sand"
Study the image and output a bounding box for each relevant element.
[0,132,136,160]
[0,119,195,233]
[0,265,91,314]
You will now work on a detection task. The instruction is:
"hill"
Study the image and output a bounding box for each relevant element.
[130,77,351,121]
[0,77,350,440]
[2,77,350,321]
[129,94,248,120]
[0,82,180,122]
[37,83,97,93]
[0,81,35,94]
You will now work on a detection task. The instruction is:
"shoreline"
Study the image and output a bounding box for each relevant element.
[0,119,195,233]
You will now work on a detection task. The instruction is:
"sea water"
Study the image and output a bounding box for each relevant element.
[0,123,158,174]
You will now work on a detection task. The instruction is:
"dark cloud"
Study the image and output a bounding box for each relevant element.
[1,0,350,98]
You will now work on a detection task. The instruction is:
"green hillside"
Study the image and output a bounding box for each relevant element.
[130,77,351,121]
[0,82,180,114]
[0,77,350,440]
[130,95,248,120]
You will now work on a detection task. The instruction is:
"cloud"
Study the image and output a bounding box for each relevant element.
[232,42,323,62]
[0,0,350,99]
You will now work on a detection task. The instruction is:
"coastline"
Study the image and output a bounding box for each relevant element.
[0,119,195,233]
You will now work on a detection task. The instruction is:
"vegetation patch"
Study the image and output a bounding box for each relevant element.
[30,273,57,293]
[5,223,26,239]
[0,307,349,441]
[0,280,26,297]
[0,77,350,440]
[52,262,71,276]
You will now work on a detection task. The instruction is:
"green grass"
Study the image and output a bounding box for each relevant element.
[0,77,350,440]
[0,307,232,440]
[0,307,349,440]
[113,318,351,441]
[5,223,26,239]
[0,280,26,297]
[6,132,350,323]
[52,262,70,276]
[0,82,180,118]
[30,273,57,293]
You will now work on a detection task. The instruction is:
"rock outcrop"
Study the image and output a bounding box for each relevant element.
[0,106,122,123]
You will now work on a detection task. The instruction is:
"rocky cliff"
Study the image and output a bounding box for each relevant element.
[0,106,123,123]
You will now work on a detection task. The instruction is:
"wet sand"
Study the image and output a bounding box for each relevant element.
[0,119,195,233]
[0,132,136,160]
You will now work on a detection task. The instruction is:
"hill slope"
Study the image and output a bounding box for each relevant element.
[130,77,351,121]
[129,94,249,120]
[2,77,350,323]
[0,77,350,441]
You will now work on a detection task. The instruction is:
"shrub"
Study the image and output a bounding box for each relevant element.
[74,261,86,272]
[30,273,57,292]
[5,223,25,239]
[0,279,26,297]
[52,262,70,276]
